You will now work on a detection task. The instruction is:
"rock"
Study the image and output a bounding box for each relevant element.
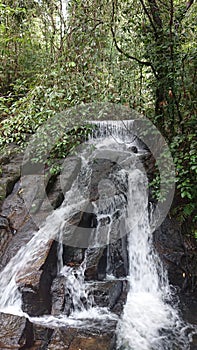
[111,280,129,316]
[0,176,20,205]
[0,154,10,166]
[20,156,81,226]
[46,175,64,209]
[1,180,29,232]
[190,334,197,350]
[0,156,81,267]
[91,280,123,309]
[85,158,123,202]
[28,324,53,350]
[0,215,10,229]
[107,237,128,278]
[0,179,38,267]
[63,246,85,266]
[31,175,65,225]
[60,156,82,194]
[0,215,13,261]
[153,217,197,292]
[0,216,38,272]
[127,145,138,153]
[48,326,116,350]
[0,312,29,349]
[85,247,107,280]
[180,294,197,325]
[0,147,22,207]
[0,315,54,350]
[62,202,98,248]
[51,276,66,316]
[68,210,97,229]
[17,240,57,316]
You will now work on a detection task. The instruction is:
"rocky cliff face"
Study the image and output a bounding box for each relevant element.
[0,144,196,349]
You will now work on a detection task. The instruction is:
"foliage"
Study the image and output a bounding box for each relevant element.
[31,123,94,175]
[0,0,196,233]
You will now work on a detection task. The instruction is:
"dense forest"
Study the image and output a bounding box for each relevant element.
[0,0,196,233]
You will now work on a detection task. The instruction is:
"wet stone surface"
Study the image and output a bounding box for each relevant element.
[0,215,13,262]
[90,280,123,309]
[154,217,197,293]
[0,142,197,349]
[51,275,66,316]
[48,325,116,350]
[0,312,27,349]
[17,240,58,317]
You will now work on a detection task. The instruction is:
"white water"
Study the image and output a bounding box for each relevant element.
[116,170,189,350]
[0,120,192,348]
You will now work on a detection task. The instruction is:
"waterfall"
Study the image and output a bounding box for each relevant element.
[0,120,192,348]
[116,169,189,350]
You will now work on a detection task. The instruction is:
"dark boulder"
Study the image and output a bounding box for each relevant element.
[17,240,57,316]
[51,276,66,316]
[85,247,107,280]
[91,280,123,309]
[0,215,13,262]
[48,326,116,350]
[153,217,197,293]
[0,312,29,349]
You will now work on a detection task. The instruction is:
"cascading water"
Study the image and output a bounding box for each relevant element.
[116,170,189,350]
[0,120,193,348]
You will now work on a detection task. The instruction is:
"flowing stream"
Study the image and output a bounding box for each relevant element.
[0,120,193,349]
[117,170,189,350]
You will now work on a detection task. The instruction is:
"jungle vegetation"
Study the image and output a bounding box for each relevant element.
[0,0,196,233]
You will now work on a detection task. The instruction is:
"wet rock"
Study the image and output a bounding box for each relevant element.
[16,156,81,226]
[0,147,23,207]
[0,154,10,166]
[51,276,66,316]
[23,155,81,213]
[190,334,197,350]
[45,175,64,209]
[107,237,128,278]
[21,173,51,216]
[60,156,82,194]
[91,280,123,309]
[48,326,116,350]
[0,156,81,266]
[0,215,13,261]
[85,247,107,280]
[0,176,20,206]
[127,145,138,153]
[30,175,65,226]
[153,217,197,292]
[17,240,57,316]
[63,202,98,248]
[111,280,129,316]
[180,294,197,325]
[0,216,38,272]
[0,312,29,349]
[0,215,10,229]
[68,209,97,229]
[154,218,184,253]
[63,246,85,266]
[0,178,36,234]
[87,158,123,202]
[28,324,53,350]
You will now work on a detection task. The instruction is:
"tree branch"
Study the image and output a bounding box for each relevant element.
[111,0,158,78]
[176,0,195,25]
[139,0,158,38]
[186,0,194,11]
[148,0,163,29]
[169,0,174,60]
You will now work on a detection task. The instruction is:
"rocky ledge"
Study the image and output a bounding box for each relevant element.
[0,143,197,349]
